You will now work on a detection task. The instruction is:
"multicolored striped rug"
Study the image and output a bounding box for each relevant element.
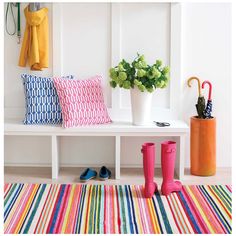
[4,184,231,234]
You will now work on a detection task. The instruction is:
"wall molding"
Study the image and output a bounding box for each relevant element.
[50,3,182,122]
[111,3,121,110]
[52,3,62,76]
[170,3,182,119]
[111,3,181,120]
[4,3,182,121]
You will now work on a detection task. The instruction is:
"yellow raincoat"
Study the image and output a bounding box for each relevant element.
[19,6,49,70]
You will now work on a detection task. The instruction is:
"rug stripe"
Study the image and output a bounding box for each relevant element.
[203,185,231,232]
[226,185,232,192]
[215,186,231,208]
[190,186,221,233]
[199,185,231,233]
[5,184,25,232]
[124,185,134,233]
[177,190,201,233]
[4,183,17,207]
[202,185,231,231]
[18,184,41,233]
[35,184,59,233]
[168,194,186,233]
[182,186,210,233]
[4,184,23,221]
[33,184,52,233]
[129,185,140,233]
[131,185,143,233]
[154,191,173,233]
[22,184,46,233]
[115,186,121,233]
[5,184,33,233]
[138,185,148,233]
[15,184,40,233]
[4,183,11,198]
[62,184,76,233]
[89,185,96,233]
[172,193,194,233]
[46,184,65,233]
[29,184,51,234]
[209,186,231,218]
[75,184,86,233]
[96,185,101,233]
[93,185,98,233]
[195,186,227,233]
[4,184,231,234]
[118,185,127,234]
[100,185,105,234]
[187,186,215,233]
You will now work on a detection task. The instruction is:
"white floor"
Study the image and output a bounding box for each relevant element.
[4,167,231,186]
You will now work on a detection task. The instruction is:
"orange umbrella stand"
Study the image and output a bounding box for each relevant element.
[190,116,216,176]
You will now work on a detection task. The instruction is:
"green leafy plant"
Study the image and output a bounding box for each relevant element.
[109,53,170,92]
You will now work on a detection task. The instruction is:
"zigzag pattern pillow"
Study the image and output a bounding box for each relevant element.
[53,75,112,128]
[22,74,74,125]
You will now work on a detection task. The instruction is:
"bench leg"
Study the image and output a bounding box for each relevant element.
[115,136,120,179]
[175,135,185,180]
[52,135,59,179]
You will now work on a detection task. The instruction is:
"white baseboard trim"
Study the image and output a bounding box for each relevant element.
[4,163,232,170]
[4,163,162,168]
[4,163,51,167]
[60,163,162,168]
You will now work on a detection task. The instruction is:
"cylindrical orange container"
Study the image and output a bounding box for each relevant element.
[190,116,216,176]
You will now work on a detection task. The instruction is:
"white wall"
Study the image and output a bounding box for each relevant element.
[181,3,232,167]
[4,3,231,168]
[4,3,53,118]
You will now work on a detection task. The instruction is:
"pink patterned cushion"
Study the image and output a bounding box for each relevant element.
[53,75,112,128]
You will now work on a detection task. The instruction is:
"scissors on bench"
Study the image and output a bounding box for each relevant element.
[153,121,170,127]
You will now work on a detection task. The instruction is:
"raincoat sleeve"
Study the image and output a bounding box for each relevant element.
[18,17,30,67]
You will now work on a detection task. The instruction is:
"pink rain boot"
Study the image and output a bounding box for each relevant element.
[141,143,158,198]
[161,141,182,196]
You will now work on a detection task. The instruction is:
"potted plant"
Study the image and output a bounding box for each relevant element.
[109,53,170,125]
[187,77,216,176]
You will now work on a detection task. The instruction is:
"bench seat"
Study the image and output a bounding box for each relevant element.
[4,119,189,180]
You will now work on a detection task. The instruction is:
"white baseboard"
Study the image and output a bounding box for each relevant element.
[4,163,51,167]
[4,163,162,168]
[4,163,232,170]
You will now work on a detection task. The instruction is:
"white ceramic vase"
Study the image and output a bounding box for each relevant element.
[130,86,153,126]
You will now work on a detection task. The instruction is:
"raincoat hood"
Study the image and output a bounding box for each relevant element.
[25,7,48,26]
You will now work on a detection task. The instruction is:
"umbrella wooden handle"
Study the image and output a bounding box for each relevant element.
[187,77,202,97]
[202,80,212,100]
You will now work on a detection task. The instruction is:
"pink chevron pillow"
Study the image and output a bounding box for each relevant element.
[53,75,112,128]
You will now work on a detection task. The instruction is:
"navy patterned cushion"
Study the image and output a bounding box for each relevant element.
[22,74,74,125]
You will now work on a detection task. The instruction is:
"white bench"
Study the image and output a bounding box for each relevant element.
[4,119,189,180]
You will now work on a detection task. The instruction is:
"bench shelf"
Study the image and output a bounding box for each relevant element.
[4,119,189,180]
